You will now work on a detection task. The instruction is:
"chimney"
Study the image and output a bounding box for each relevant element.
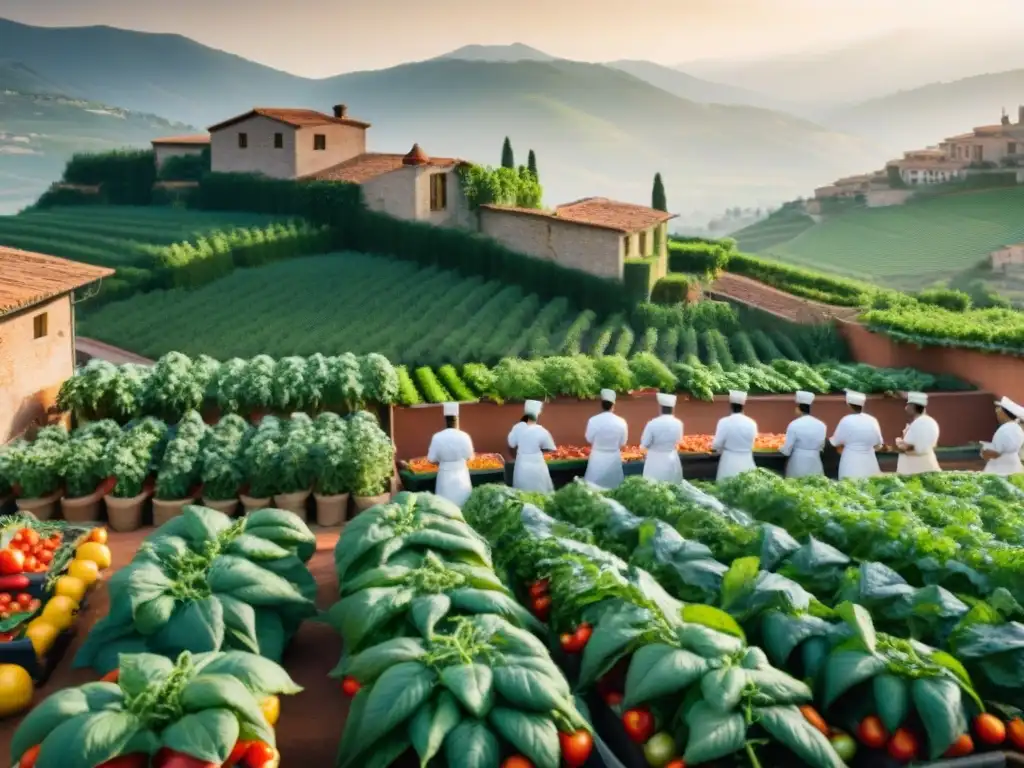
[333,104,348,119]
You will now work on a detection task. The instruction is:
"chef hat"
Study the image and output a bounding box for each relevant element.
[656,393,677,408]
[600,389,617,403]
[997,396,1024,420]
[728,390,747,405]
[524,399,543,417]
[907,392,928,407]
[795,391,815,405]
[442,402,459,417]
[845,390,867,407]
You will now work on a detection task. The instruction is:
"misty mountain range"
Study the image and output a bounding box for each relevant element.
[2,17,1024,216]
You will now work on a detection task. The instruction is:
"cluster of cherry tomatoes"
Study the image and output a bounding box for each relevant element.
[526,579,552,622]
[854,712,1024,762]
[0,528,62,575]
[0,591,42,631]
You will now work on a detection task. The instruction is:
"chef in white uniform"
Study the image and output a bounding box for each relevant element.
[829,390,883,479]
[508,399,556,492]
[641,393,684,483]
[780,390,826,478]
[712,390,758,481]
[981,396,1024,475]
[895,391,941,475]
[427,402,475,507]
[584,389,628,489]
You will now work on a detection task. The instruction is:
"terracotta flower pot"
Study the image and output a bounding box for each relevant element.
[202,497,239,516]
[272,490,311,519]
[152,497,195,528]
[104,491,150,532]
[313,493,349,527]
[240,494,271,515]
[353,492,391,514]
[60,490,103,523]
[16,489,64,521]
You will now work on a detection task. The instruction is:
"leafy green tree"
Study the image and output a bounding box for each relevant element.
[501,137,515,169]
[652,172,667,211]
[527,149,538,179]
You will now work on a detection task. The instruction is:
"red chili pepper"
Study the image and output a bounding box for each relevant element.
[0,574,31,591]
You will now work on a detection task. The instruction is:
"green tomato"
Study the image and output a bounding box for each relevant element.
[830,732,857,762]
[643,732,678,768]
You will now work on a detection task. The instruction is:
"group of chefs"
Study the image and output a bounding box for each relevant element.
[424,389,1024,507]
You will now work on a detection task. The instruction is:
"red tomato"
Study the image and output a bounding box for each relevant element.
[16,593,33,608]
[560,633,582,653]
[622,708,655,744]
[604,691,623,707]
[37,550,53,565]
[18,745,40,768]
[101,669,120,683]
[944,733,974,758]
[23,556,38,572]
[527,579,549,598]
[0,592,11,605]
[975,714,1007,746]
[341,676,361,696]
[531,595,551,622]
[857,715,888,749]
[96,756,148,767]
[665,761,686,768]
[500,758,534,768]
[19,530,39,548]
[225,741,256,766]
[1008,718,1024,751]
[573,623,593,649]
[240,743,278,768]
[0,549,25,575]
[559,730,594,768]
[152,749,219,768]
[887,729,919,763]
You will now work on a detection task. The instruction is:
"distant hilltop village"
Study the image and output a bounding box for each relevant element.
[809,106,1024,212]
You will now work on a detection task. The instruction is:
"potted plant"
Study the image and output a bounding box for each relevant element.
[239,416,282,513]
[311,413,350,526]
[239,355,276,422]
[199,414,249,515]
[60,420,121,523]
[5,426,68,520]
[102,418,167,531]
[141,352,209,423]
[271,414,315,518]
[346,412,395,513]
[152,411,207,526]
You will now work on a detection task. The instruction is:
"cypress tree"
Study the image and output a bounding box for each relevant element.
[652,173,667,211]
[527,149,538,178]
[501,137,515,169]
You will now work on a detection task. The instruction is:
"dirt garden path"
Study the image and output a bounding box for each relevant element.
[0,528,346,766]
[75,338,154,366]
[707,273,861,324]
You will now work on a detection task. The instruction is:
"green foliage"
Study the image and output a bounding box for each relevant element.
[862,303,1024,354]
[527,149,538,179]
[650,273,693,305]
[157,147,211,182]
[668,240,731,279]
[457,165,542,210]
[652,172,667,212]
[501,136,515,169]
[623,257,658,303]
[62,149,156,205]
[726,251,874,307]
[915,288,972,312]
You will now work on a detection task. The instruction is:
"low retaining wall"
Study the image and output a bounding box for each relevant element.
[390,390,996,460]
[840,321,1024,402]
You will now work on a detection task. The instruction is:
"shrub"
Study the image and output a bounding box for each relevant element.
[650,273,694,304]
[62,149,156,205]
[668,240,731,278]
[157,147,211,181]
[915,287,972,312]
[623,257,658,303]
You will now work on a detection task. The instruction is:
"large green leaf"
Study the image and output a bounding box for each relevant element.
[409,690,462,768]
[448,588,542,632]
[492,665,571,714]
[334,638,428,683]
[159,708,239,764]
[225,532,292,562]
[341,565,413,595]
[11,689,96,763]
[35,711,142,768]
[440,664,494,719]
[179,674,273,745]
[761,612,835,667]
[153,597,225,655]
[126,563,174,614]
[364,735,413,768]
[874,674,909,733]
[577,606,649,689]
[218,594,260,654]
[358,662,437,753]
[337,688,370,768]
[133,595,176,636]
[701,667,745,714]
[623,644,707,708]
[410,594,451,638]
[499,655,571,698]
[444,719,500,768]
[254,610,287,662]
[402,529,492,568]
[757,705,845,768]
[912,676,967,759]
[676,624,745,658]
[192,651,302,695]
[746,668,812,707]
[208,555,307,606]
[328,587,415,650]
[334,518,399,582]
[119,654,175,698]
[244,507,316,561]
[488,707,560,768]
[720,556,760,610]
[836,602,876,654]
[823,651,886,707]
[683,701,746,765]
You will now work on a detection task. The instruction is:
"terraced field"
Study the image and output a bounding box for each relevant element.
[0,206,287,267]
[732,207,815,252]
[760,187,1024,287]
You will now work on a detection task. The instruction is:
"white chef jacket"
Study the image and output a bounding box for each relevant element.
[584,411,628,489]
[509,423,555,493]
[896,414,941,475]
[983,421,1024,476]
[780,415,826,478]
[830,413,883,479]
[641,414,684,483]
[712,413,758,481]
[427,428,474,507]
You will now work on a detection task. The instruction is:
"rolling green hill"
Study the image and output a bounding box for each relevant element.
[732,207,816,253]
[749,187,1024,290]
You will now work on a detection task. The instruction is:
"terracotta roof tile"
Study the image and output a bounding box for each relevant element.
[480,198,676,233]
[306,152,464,184]
[208,108,371,133]
[151,134,210,146]
[0,248,114,317]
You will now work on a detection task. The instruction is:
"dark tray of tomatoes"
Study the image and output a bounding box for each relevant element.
[0,577,74,684]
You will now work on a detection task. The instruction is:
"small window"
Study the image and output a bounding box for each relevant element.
[1010,142,1017,155]
[429,174,448,212]
[33,313,48,339]
[238,132,248,149]
[313,134,326,151]
[638,231,647,255]
[274,133,283,149]
[623,236,632,256]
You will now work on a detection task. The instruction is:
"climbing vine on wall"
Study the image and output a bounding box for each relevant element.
[458,164,543,210]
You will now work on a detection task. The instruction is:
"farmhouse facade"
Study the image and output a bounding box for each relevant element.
[151,134,210,170]
[479,198,676,281]
[0,248,113,442]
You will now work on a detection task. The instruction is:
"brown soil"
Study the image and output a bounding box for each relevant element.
[708,273,860,323]
[0,528,346,766]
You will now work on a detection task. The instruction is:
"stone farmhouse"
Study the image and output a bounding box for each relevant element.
[0,248,113,442]
[151,103,675,283]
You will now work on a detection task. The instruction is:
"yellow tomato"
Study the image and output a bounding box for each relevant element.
[75,542,112,570]
[87,527,108,545]
[23,619,59,657]
[54,576,86,603]
[0,664,34,717]
[67,558,100,586]
[260,694,280,726]
[41,595,78,631]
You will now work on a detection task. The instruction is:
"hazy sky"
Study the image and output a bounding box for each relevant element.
[1,0,1021,78]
